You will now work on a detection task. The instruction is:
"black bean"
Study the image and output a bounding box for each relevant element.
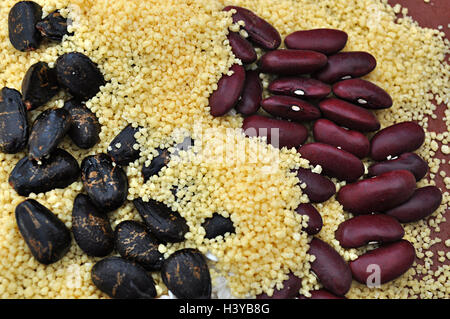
[133,198,189,243]
[9,148,80,196]
[202,213,235,239]
[28,108,71,161]
[15,199,71,264]
[81,153,128,213]
[36,10,72,42]
[8,1,43,52]
[114,220,164,271]
[63,99,101,149]
[21,62,60,111]
[108,124,141,166]
[0,87,29,154]
[72,194,114,257]
[161,248,211,299]
[56,52,105,101]
[91,256,156,299]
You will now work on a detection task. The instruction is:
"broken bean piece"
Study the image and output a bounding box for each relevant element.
[202,213,235,239]
[108,124,141,166]
[36,10,72,42]
[22,62,60,111]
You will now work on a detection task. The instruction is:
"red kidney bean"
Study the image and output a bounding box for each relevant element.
[295,203,323,235]
[308,237,352,296]
[368,152,428,182]
[209,64,245,117]
[298,143,365,182]
[333,79,393,109]
[314,52,377,84]
[335,215,404,249]
[296,168,336,203]
[261,96,321,122]
[260,50,328,75]
[235,70,262,115]
[223,6,281,50]
[268,77,331,100]
[284,29,348,55]
[227,32,257,64]
[385,186,443,223]
[298,289,346,299]
[337,170,416,215]
[370,121,425,161]
[350,240,416,285]
[257,272,302,299]
[243,115,308,149]
[318,98,380,132]
[313,119,370,159]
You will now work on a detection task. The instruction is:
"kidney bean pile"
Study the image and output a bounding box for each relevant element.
[208,6,444,299]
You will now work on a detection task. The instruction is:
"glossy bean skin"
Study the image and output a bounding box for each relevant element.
[227,32,257,64]
[349,240,416,285]
[235,69,263,115]
[337,170,417,215]
[313,119,370,159]
[260,50,328,75]
[8,1,43,51]
[318,98,380,132]
[298,289,346,299]
[370,121,425,161]
[295,203,323,235]
[333,79,393,109]
[223,6,281,50]
[202,213,235,239]
[385,186,443,223]
[243,115,308,149]
[314,52,377,84]
[308,237,352,296]
[268,77,331,100]
[298,143,365,182]
[284,29,348,55]
[256,272,302,299]
[296,168,336,203]
[335,215,404,248]
[261,96,321,122]
[368,152,428,182]
[209,64,246,117]
[108,124,141,166]
[22,62,60,111]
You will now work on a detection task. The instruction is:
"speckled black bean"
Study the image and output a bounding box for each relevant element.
[133,198,189,243]
[22,62,60,111]
[72,194,114,257]
[15,199,71,264]
[91,256,157,299]
[9,148,80,196]
[0,87,29,154]
[28,108,71,161]
[202,213,235,239]
[81,153,128,213]
[36,10,72,42]
[8,1,43,52]
[161,248,211,299]
[114,220,164,271]
[108,124,141,166]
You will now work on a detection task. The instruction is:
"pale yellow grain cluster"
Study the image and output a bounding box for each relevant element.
[0,0,448,299]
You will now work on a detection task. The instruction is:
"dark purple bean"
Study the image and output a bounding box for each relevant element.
[261,95,321,122]
[295,203,323,235]
[108,124,141,166]
[298,143,365,182]
[370,121,425,161]
[313,119,370,159]
[298,289,346,299]
[227,32,257,64]
[235,69,262,115]
[333,78,393,109]
[318,98,380,132]
[349,240,416,285]
[368,152,428,182]
[314,52,377,84]
[385,186,443,223]
[209,64,246,117]
[335,215,404,248]
[284,29,348,55]
[257,272,302,299]
[22,62,60,111]
[296,168,336,203]
[308,237,352,296]
[8,1,43,51]
[337,170,417,215]
[243,115,308,149]
[36,10,72,42]
[268,77,331,100]
[260,50,328,75]
[202,213,235,239]
[223,6,281,50]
